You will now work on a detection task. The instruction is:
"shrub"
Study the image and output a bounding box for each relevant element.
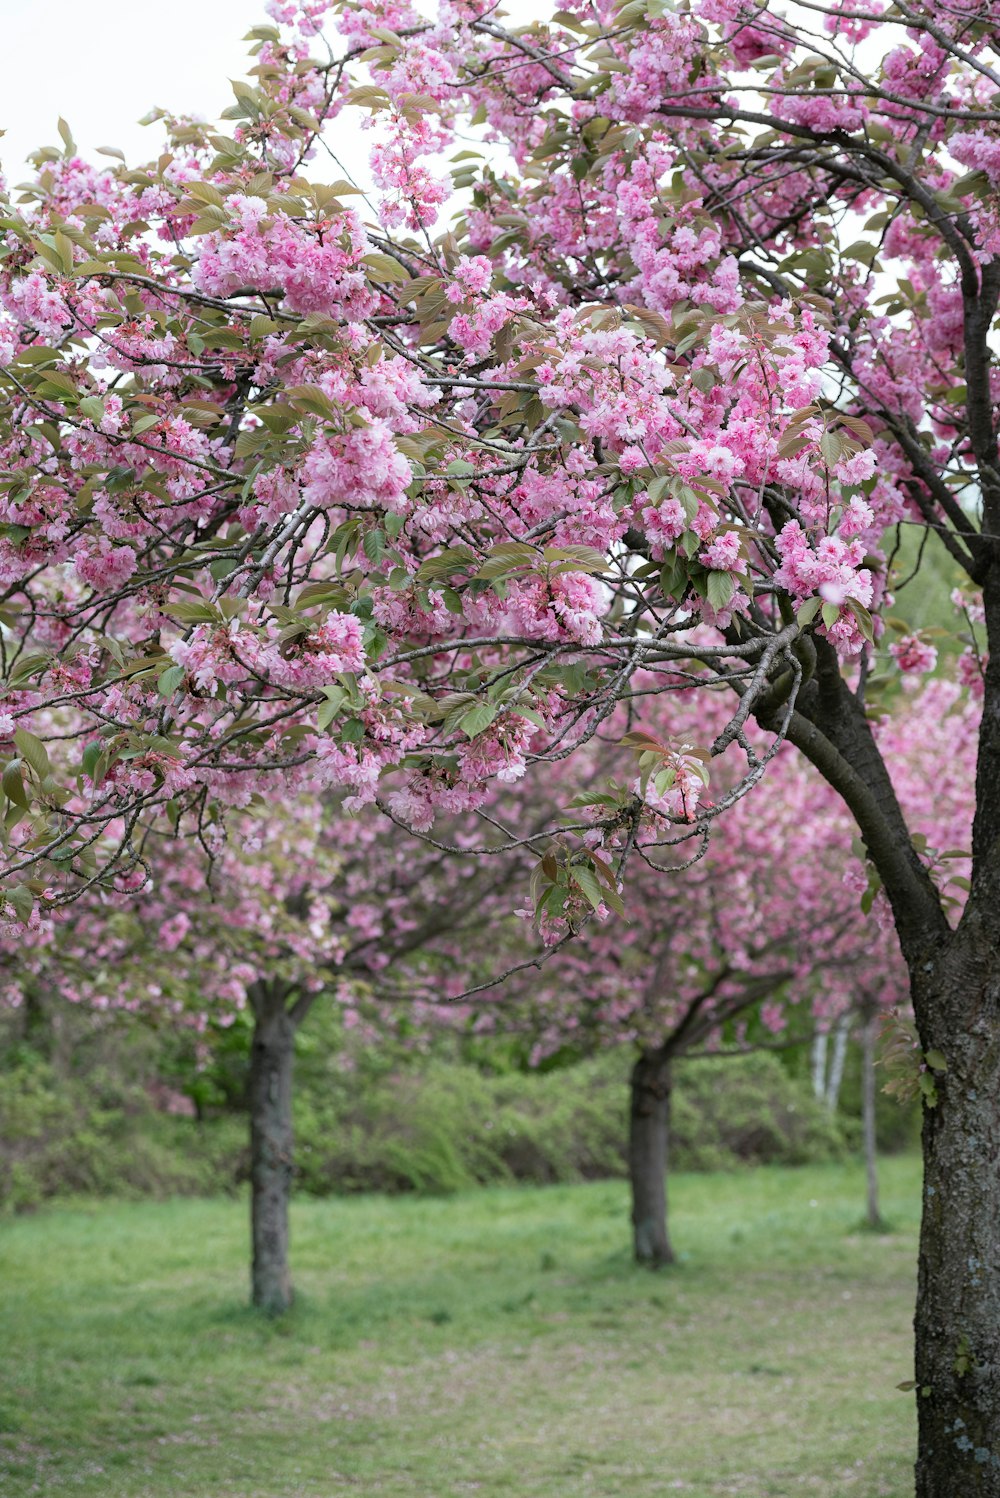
[1,1027,855,1210]
[291,1051,847,1197]
[0,1053,244,1211]
[670,1054,849,1171]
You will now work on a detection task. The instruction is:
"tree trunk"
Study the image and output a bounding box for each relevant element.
[629,1050,674,1267]
[811,1029,828,1103]
[913,953,1000,1496]
[860,1013,883,1231]
[825,1013,849,1112]
[249,995,295,1315]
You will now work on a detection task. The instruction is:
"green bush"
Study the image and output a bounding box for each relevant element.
[671,1054,849,1170]
[294,1059,628,1194]
[290,1050,848,1196]
[1,1017,858,1210]
[0,1053,244,1212]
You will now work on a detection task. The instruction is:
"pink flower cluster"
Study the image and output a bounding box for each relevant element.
[73,536,138,592]
[774,521,873,654]
[301,422,413,512]
[194,196,377,320]
[449,292,525,358]
[2,272,72,339]
[890,635,938,676]
[244,614,366,690]
[503,572,607,647]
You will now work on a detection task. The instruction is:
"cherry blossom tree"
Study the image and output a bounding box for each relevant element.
[0,0,998,1486]
[388,674,976,1268]
[502,749,902,1269]
[0,800,508,1314]
[334,675,975,1278]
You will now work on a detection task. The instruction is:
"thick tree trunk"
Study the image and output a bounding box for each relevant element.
[249,996,295,1315]
[860,1013,883,1232]
[629,1050,674,1267]
[913,953,1000,1496]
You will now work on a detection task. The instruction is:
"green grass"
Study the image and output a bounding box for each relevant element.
[0,1157,921,1497]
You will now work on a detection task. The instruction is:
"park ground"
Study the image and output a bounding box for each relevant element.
[0,1156,919,1498]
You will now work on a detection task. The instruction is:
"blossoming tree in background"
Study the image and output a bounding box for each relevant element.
[0,0,998,1487]
[375,673,976,1265]
[0,798,514,1313]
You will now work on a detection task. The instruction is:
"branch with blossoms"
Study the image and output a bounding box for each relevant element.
[0,0,993,965]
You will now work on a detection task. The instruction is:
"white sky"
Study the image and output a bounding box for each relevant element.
[0,0,263,178]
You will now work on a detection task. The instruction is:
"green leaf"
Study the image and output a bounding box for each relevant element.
[659,553,688,599]
[168,601,218,624]
[847,599,875,645]
[362,252,410,284]
[477,542,537,583]
[924,1049,948,1073]
[1,760,28,807]
[13,728,49,781]
[317,686,346,731]
[6,883,34,923]
[600,883,626,917]
[819,429,843,467]
[706,571,736,612]
[542,545,612,575]
[157,664,186,697]
[81,742,103,781]
[287,384,338,421]
[572,864,605,913]
[53,230,75,275]
[78,395,106,423]
[459,703,498,738]
[185,184,226,211]
[415,546,475,584]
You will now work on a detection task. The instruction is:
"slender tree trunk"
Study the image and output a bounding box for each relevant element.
[913,951,1000,1496]
[248,990,295,1315]
[825,1013,849,1112]
[629,1050,674,1267]
[860,1012,883,1231]
[811,1029,828,1103]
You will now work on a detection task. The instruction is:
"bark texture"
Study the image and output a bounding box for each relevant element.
[249,991,295,1315]
[912,940,1000,1496]
[629,1050,674,1267]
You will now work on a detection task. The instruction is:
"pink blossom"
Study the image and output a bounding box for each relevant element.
[73,537,138,592]
[890,635,938,676]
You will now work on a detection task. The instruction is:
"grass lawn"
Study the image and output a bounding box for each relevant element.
[0,1157,920,1497]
